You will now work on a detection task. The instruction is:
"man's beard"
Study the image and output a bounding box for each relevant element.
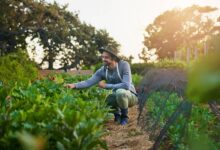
[103,61,111,66]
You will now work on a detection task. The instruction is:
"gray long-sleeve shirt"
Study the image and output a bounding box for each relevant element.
[75,60,137,95]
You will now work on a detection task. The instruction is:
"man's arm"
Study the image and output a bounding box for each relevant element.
[65,68,103,89]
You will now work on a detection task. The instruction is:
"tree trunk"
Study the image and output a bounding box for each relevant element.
[48,48,54,70]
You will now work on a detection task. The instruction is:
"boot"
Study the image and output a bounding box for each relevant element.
[120,108,128,125]
[114,113,121,123]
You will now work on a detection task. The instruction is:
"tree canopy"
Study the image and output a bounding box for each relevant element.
[140,5,219,62]
[0,0,119,69]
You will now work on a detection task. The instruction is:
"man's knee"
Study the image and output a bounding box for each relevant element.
[115,89,128,108]
[115,89,127,97]
[115,89,138,108]
[105,94,117,107]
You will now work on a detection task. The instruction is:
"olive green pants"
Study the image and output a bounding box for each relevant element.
[106,89,138,113]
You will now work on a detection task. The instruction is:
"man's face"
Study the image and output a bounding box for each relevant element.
[101,51,114,66]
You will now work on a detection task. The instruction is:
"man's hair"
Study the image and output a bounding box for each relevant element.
[110,53,118,61]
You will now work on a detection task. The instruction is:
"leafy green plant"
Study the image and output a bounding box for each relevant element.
[0,51,38,100]
[187,51,220,103]
[146,92,220,150]
[132,73,142,86]
[0,74,110,150]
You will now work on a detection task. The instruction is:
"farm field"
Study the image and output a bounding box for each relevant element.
[1,1,220,149]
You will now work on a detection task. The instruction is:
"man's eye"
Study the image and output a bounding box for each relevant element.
[102,56,109,59]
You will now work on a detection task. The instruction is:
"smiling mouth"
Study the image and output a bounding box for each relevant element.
[103,61,110,65]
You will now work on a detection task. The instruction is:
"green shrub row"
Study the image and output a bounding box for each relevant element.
[146,92,220,150]
[0,74,110,150]
[131,59,186,75]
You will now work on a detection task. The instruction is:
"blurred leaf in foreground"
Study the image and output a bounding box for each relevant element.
[187,51,220,103]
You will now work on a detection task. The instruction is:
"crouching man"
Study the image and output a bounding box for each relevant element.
[65,46,138,125]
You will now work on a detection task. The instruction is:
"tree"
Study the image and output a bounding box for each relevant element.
[208,15,220,52]
[140,5,218,60]
[0,0,120,69]
[138,48,157,63]
[0,0,30,55]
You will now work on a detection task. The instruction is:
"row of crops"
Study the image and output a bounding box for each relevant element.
[139,91,220,150]
[135,52,220,150]
[1,73,220,150]
[1,52,219,150]
[0,74,110,150]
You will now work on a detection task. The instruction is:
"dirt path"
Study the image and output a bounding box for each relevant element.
[103,106,153,150]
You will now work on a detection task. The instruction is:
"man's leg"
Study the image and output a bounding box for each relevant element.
[115,89,138,125]
[105,93,121,122]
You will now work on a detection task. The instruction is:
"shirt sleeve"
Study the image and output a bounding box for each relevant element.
[75,68,103,89]
[105,61,131,90]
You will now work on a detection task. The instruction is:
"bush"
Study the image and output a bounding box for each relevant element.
[132,74,142,86]
[131,63,154,75]
[0,51,38,100]
[0,74,109,150]
[131,59,186,75]
[154,59,186,69]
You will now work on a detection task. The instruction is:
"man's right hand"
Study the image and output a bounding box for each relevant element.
[64,83,76,89]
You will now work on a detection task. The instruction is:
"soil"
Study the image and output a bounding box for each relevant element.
[103,106,153,150]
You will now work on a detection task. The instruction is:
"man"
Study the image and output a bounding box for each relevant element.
[65,46,138,125]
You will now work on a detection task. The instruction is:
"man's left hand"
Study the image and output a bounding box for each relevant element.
[98,81,106,88]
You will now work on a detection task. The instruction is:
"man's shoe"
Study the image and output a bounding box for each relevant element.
[120,108,128,125]
[120,117,128,125]
[114,113,121,122]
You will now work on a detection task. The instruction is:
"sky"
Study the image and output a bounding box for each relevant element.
[45,0,220,62]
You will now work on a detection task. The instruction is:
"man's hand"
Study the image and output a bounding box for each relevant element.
[64,83,76,89]
[98,81,106,88]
